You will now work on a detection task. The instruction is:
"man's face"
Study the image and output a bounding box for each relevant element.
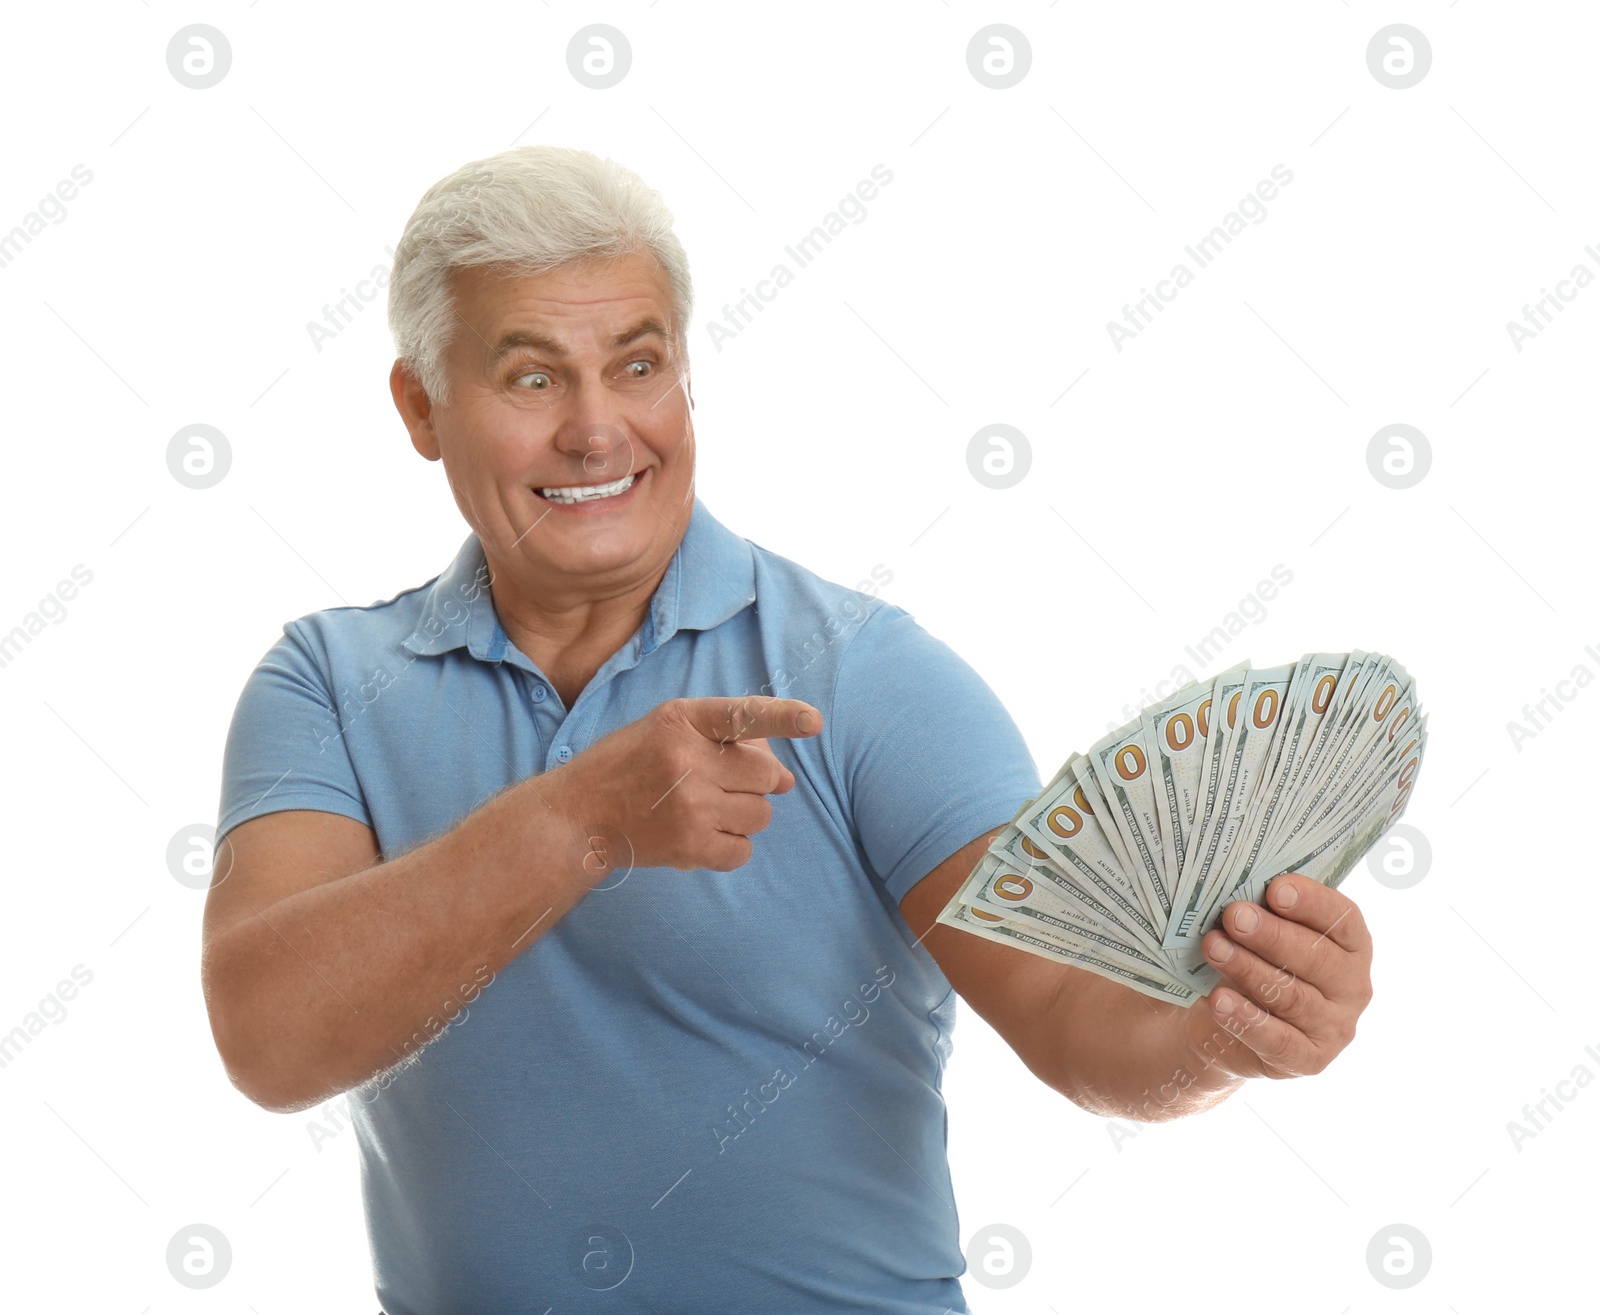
[393,250,695,596]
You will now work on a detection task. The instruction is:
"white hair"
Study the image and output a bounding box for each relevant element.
[386,144,694,407]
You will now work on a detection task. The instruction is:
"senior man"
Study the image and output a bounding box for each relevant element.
[203,146,1374,1314]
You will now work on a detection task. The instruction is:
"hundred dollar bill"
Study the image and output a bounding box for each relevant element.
[966,852,1184,981]
[1266,661,1414,860]
[1217,714,1427,920]
[1141,677,1217,891]
[1237,653,1350,875]
[1236,731,1424,912]
[1014,755,1152,925]
[1163,662,1295,948]
[1165,664,1252,945]
[1086,717,1174,921]
[935,900,1201,1006]
[986,823,1168,961]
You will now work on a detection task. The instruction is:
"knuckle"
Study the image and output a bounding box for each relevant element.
[1308,939,1343,983]
[1252,913,1288,957]
[1240,993,1274,1028]
[1256,968,1305,1021]
[1262,1029,1295,1065]
[727,695,758,732]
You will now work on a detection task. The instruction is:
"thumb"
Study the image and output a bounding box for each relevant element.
[678,696,823,745]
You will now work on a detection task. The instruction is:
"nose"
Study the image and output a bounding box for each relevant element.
[554,420,635,482]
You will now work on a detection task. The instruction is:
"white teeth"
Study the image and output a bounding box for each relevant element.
[539,472,636,503]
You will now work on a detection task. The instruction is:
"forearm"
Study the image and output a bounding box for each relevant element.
[210,770,593,1112]
[1047,971,1250,1122]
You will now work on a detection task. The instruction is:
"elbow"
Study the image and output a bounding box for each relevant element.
[1052,1068,1230,1124]
[205,1004,308,1114]
[210,1020,323,1114]
[219,1052,309,1115]
[201,940,313,1115]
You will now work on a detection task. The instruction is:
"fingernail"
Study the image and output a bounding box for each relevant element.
[1232,904,1258,934]
[1274,881,1299,908]
[1209,936,1234,963]
[796,711,816,733]
[1213,992,1234,1015]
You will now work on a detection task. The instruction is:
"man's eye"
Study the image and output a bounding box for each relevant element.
[625,359,654,378]
[513,370,551,390]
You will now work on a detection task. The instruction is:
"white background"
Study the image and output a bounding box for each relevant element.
[1,2,1594,1311]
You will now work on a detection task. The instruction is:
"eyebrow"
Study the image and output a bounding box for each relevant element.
[489,316,673,361]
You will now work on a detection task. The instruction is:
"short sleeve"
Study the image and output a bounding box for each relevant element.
[215,620,373,846]
[828,602,1043,905]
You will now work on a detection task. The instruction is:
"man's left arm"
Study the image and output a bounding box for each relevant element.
[898,827,1376,1122]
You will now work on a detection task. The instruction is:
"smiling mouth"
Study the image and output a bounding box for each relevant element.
[534,470,641,504]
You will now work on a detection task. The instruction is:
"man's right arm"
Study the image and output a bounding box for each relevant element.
[201,772,595,1114]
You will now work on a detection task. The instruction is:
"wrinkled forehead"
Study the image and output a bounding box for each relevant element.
[447,256,681,368]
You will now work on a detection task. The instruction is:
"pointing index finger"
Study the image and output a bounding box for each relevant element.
[683,695,823,745]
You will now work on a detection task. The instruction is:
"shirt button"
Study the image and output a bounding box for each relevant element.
[555,744,574,763]
[530,683,547,702]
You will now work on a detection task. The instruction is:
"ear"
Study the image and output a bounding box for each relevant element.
[391,359,440,460]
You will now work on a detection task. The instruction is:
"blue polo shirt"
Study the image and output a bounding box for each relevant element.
[215,496,1042,1314]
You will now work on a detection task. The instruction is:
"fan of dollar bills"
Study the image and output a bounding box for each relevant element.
[937,651,1427,1006]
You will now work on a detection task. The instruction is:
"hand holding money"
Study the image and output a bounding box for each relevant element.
[1183,868,1375,1081]
[937,651,1425,1011]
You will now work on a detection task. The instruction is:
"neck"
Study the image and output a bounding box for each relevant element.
[485,557,669,706]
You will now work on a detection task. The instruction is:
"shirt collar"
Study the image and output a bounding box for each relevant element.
[400,495,756,664]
